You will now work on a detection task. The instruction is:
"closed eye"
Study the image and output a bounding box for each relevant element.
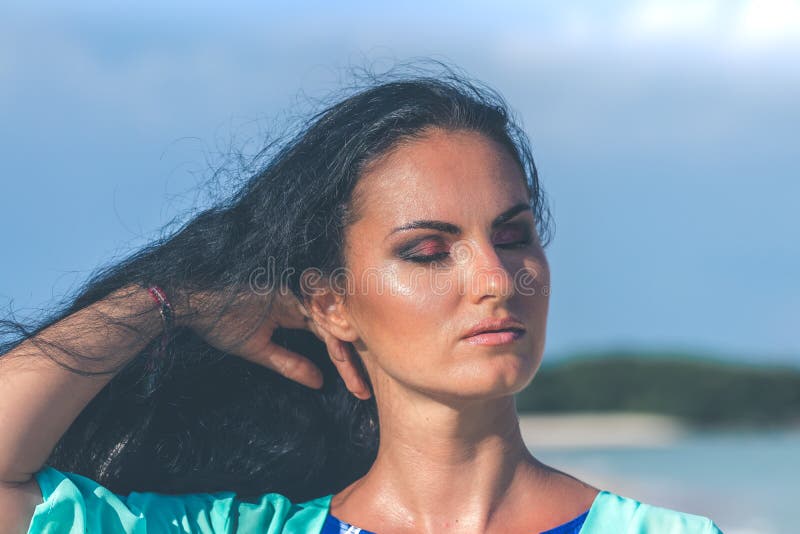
[402,238,533,265]
[404,252,450,264]
[396,220,537,266]
[495,238,532,250]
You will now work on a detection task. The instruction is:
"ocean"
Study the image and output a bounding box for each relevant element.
[531,427,800,534]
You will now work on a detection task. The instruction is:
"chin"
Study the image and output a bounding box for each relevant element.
[450,353,540,399]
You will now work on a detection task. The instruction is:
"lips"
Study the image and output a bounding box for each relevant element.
[462,316,526,340]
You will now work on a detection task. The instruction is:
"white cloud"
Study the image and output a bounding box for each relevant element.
[617,0,800,51]
[736,0,800,46]
[622,0,725,37]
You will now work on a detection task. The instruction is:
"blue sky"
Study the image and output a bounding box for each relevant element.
[1,1,798,365]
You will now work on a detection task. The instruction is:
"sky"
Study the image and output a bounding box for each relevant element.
[1,1,798,366]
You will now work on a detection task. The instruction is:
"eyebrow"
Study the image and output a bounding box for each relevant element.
[387,202,532,238]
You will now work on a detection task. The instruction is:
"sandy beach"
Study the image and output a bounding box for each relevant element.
[518,412,689,449]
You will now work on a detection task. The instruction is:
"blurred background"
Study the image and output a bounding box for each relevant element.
[1,1,798,532]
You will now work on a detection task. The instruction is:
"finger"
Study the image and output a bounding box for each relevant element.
[322,335,372,400]
[272,294,309,330]
[295,297,311,319]
[303,318,328,343]
[260,342,324,389]
[323,333,348,362]
[230,317,324,389]
[276,314,308,330]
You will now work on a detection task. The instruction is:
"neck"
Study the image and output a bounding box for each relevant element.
[343,389,547,532]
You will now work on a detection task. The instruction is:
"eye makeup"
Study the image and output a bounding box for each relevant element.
[395,221,535,265]
[492,222,532,247]
[395,235,449,264]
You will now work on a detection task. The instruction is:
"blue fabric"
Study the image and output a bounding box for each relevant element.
[541,510,589,534]
[321,513,375,534]
[320,509,589,534]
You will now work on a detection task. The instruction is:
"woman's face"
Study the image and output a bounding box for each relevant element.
[339,128,550,403]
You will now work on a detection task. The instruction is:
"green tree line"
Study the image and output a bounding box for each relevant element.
[516,351,800,427]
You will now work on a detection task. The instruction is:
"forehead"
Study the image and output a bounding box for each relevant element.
[351,129,529,228]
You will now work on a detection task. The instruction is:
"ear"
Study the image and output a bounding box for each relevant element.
[323,336,373,401]
[302,274,372,400]
[302,272,358,342]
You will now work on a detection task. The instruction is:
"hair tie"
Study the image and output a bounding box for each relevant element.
[143,285,175,396]
[147,285,174,339]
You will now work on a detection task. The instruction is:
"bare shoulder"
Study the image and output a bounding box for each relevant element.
[0,478,41,534]
[541,462,601,508]
[508,461,601,529]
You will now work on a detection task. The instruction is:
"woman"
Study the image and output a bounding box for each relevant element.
[0,70,722,533]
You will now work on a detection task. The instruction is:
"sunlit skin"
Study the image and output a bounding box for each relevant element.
[309,129,599,533]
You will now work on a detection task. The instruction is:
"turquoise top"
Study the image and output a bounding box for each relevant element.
[28,466,723,533]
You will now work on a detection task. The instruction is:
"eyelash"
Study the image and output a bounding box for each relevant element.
[403,238,533,265]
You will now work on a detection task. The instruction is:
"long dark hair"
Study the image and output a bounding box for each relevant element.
[0,65,552,502]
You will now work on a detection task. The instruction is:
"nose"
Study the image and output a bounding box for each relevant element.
[453,239,514,304]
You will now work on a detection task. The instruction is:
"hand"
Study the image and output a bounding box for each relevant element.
[175,287,344,389]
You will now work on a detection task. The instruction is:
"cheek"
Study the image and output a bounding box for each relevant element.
[519,256,550,308]
[519,252,550,294]
[348,265,457,355]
